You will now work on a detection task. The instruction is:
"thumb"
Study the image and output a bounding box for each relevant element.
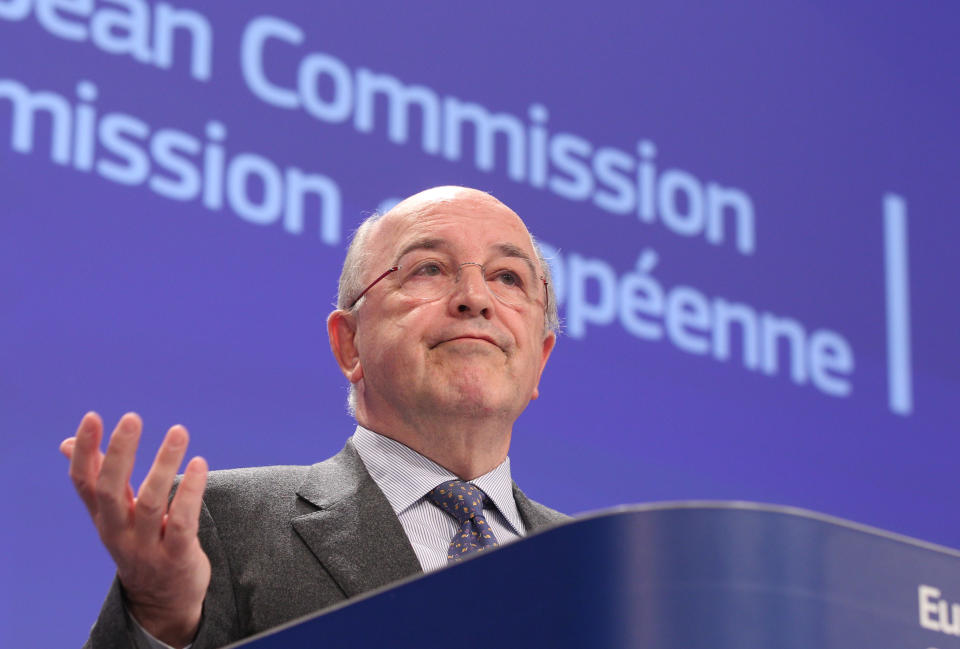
[59,437,76,459]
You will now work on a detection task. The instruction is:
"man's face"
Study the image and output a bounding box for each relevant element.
[346,188,555,427]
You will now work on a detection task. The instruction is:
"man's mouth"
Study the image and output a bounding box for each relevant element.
[432,334,502,349]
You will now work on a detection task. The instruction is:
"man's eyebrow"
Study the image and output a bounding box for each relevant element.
[494,243,538,277]
[393,238,538,276]
[393,237,447,265]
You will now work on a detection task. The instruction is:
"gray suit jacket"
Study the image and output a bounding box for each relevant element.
[85,440,568,649]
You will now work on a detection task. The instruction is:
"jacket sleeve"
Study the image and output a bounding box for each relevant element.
[83,498,242,649]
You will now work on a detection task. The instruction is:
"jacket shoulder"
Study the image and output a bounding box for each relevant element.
[512,483,571,531]
[204,465,312,497]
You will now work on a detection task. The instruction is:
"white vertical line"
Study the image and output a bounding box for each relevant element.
[883,193,913,415]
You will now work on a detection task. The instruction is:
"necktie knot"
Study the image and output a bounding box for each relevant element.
[427,480,500,561]
[427,480,487,524]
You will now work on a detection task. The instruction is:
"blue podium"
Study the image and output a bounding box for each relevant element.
[231,503,960,648]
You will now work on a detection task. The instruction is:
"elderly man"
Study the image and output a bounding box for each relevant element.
[60,186,566,649]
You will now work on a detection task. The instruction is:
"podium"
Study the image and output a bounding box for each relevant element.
[231,502,960,648]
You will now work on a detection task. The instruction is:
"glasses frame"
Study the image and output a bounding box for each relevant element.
[347,261,549,313]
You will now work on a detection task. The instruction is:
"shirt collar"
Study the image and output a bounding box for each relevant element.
[351,425,525,535]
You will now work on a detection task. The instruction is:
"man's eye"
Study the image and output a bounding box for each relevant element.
[494,271,521,287]
[414,262,443,277]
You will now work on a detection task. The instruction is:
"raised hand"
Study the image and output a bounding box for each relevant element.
[60,412,211,649]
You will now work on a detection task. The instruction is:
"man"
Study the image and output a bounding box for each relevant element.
[60,186,566,649]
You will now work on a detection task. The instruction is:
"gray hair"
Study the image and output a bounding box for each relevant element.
[336,207,561,414]
[337,211,387,311]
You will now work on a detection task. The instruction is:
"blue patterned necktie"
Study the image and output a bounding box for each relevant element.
[427,480,500,562]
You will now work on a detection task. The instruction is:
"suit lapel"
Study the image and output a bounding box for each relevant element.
[292,440,422,597]
[513,482,569,532]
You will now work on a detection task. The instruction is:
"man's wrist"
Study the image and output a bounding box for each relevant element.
[128,609,193,649]
[126,598,202,649]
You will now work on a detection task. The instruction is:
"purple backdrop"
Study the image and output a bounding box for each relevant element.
[1,2,958,646]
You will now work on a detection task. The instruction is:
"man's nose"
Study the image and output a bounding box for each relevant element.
[449,263,493,317]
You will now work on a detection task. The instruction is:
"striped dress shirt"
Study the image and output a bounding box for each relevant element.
[351,425,525,572]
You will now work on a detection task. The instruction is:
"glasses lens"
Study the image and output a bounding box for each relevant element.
[397,256,539,306]
[484,259,537,305]
[398,258,450,301]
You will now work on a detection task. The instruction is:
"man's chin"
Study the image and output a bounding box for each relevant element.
[428,374,522,418]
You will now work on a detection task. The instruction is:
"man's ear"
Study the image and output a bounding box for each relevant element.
[530,331,556,401]
[327,310,363,384]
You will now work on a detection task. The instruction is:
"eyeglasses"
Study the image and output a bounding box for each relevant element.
[347,256,549,311]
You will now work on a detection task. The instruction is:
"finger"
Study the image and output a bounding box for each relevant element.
[59,437,75,459]
[133,425,189,545]
[67,412,105,514]
[96,413,142,534]
[163,456,208,555]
